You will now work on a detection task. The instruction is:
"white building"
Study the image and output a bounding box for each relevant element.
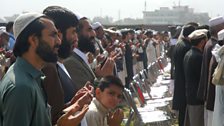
[143,5,210,25]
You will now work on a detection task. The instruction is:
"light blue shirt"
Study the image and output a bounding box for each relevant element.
[7,33,15,50]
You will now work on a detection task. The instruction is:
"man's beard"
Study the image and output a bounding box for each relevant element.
[58,36,73,59]
[78,35,96,54]
[36,38,59,63]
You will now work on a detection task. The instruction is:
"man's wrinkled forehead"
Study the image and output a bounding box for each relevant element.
[39,17,58,33]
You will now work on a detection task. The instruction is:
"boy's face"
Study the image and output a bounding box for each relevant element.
[96,84,123,109]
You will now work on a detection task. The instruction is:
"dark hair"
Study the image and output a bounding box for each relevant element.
[197,25,209,30]
[186,22,199,28]
[43,6,78,35]
[218,40,224,46]
[105,33,112,43]
[98,76,124,91]
[191,36,207,46]
[144,30,153,38]
[6,21,14,32]
[121,30,130,39]
[183,25,195,38]
[173,27,182,39]
[129,29,135,34]
[76,17,88,34]
[135,27,142,31]
[13,16,49,57]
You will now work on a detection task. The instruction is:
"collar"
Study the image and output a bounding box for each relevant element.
[9,33,15,39]
[73,48,89,65]
[93,98,110,115]
[16,57,45,80]
[57,61,71,78]
[192,46,202,52]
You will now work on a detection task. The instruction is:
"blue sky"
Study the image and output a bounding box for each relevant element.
[1,0,223,20]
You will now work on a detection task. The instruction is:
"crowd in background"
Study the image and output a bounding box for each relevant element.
[1,5,224,126]
[0,16,170,86]
[0,6,170,126]
[171,17,224,126]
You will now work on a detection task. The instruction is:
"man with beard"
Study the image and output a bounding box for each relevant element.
[42,6,93,125]
[212,29,224,126]
[0,12,88,126]
[64,17,114,89]
[92,22,105,54]
[197,16,224,126]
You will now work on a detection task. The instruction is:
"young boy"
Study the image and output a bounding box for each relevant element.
[85,75,124,126]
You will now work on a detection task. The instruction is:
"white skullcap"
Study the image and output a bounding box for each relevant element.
[135,30,142,35]
[74,11,85,20]
[120,28,131,35]
[0,26,9,35]
[209,16,224,27]
[152,30,158,35]
[104,29,116,34]
[188,29,208,40]
[13,12,44,40]
[113,39,119,46]
[92,22,103,30]
[218,29,224,41]
[116,30,122,36]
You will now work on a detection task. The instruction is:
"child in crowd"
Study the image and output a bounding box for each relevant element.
[85,75,124,126]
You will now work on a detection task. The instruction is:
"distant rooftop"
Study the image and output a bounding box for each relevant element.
[0,17,6,23]
[143,5,209,25]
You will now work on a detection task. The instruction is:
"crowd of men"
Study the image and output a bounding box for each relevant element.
[171,17,224,126]
[0,6,169,126]
[1,5,224,126]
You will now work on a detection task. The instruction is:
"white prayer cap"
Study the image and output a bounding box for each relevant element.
[116,30,122,36]
[92,22,103,30]
[113,39,120,45]
[135,30,142,35]
[104,29,116,34]
[209,16,224,27]
[0,26,9,35]
[120,28,131,36]
[152,30,158,35]
[74,11,85,20]
[13,12,44,40]
[218,29,224,41]
[188,29,208,40]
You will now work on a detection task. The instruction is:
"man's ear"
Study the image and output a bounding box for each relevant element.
[58,30,63,40]
[95,88,101,98]
[28,35,39,48]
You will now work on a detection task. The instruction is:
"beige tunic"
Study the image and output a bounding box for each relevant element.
[85,98,110,126]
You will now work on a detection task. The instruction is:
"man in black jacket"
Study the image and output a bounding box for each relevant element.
[172,24,195,126]
[184,29,208,126]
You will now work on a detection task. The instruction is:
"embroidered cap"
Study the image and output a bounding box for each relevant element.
[92,22,103,30]
[13,12,44,40]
